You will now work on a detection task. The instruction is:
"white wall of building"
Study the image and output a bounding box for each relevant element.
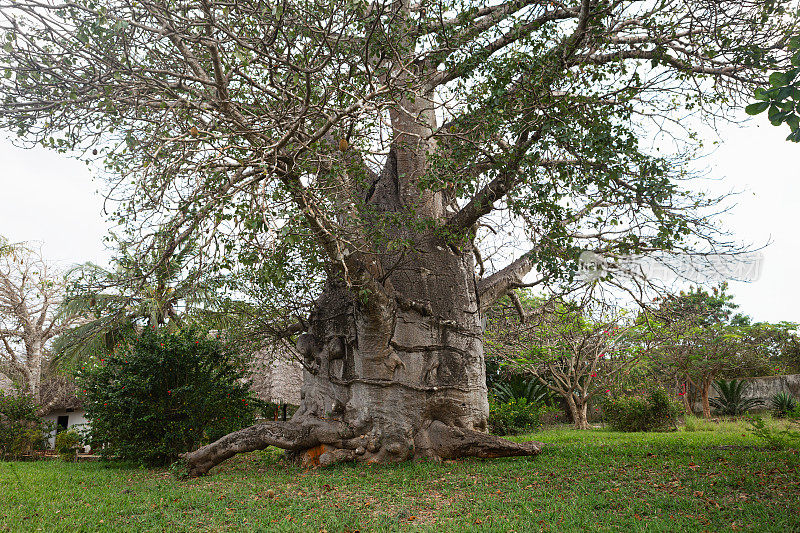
[42,409,90,451]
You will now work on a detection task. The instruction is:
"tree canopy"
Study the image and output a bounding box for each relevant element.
[1,0,794,313]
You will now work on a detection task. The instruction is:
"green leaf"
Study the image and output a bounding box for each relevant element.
[754,87,771,101]
[777,86,793,101]
[767,105,783,126]
[770,72,788,87]
[745,102,770,115]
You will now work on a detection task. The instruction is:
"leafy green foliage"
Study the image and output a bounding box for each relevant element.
[709,379,764,416]
[0,0,791,326]
[487,398,543,436]
[603,389,681,432]
[56,235,224,368]
[491,376,552,406]
[747,416,800,450]
[747,35,800,141]
[769,392,797,418]
[647,285,784,416]
[77,328,262,466]
[487,292,655,428]
[54,429,82,462]
[0,392,51,459]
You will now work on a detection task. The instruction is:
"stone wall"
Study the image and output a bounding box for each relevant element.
[738,374,800,400]
[691,374,800,413]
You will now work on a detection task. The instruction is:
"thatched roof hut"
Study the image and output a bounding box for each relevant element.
[0,373,12,395]
[248,344,303,406]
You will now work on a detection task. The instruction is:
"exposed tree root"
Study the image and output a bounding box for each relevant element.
[179,419,543,478]
[179,420,328,477]
[425,421,544,459]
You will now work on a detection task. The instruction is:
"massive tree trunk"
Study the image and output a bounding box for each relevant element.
[183,234,543,476]
[181,54,546,476]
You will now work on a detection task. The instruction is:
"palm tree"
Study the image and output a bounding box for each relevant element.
[54,234,222,366]
[709,379,764,416]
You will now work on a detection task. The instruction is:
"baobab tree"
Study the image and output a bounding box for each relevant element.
[0,241,82,405]
[0,0,794,475]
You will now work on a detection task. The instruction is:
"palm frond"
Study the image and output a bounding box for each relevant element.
[710,379,764,416]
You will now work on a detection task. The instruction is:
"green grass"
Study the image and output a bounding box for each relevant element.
[2,423,799,532]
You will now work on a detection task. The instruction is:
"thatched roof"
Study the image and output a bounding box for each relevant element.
[248,344,303,405]
[39,375,82,413]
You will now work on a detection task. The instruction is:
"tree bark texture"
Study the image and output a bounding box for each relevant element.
[183,235,543,476]
[181,90,544,475]
[565,394,590,430]
[700,380,712,419]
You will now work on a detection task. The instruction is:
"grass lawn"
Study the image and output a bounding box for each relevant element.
[1,420,799,532]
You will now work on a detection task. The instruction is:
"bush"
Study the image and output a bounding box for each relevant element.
[488,398,543,436]
[603,389,681,432]
[748,416,800,450]
[77,327,263,466]
[770,392,797,418]
[538,404,566,426]
[491,376,552,406]
[709,379,763,416]
[55,429,82,462]
[0,392,51,460]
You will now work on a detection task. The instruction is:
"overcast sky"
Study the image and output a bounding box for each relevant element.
[1,115,799,324]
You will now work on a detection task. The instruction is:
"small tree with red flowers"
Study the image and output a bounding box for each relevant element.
[78,328,261,466]
[487,297,659,429]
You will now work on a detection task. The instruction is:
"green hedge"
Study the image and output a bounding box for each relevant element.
[0,392,51,460]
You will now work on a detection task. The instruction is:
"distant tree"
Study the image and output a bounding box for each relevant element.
[55,235,222,365]
[647,284,776,418]
[735,320,800,376]
[487,295,658,429]
[0,241,82,405]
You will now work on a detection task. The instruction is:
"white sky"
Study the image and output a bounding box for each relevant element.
[1,116,799,324]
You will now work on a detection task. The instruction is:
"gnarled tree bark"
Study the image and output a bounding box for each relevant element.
[182,229,544,476]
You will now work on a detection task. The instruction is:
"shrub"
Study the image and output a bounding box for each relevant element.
[747,416,800,450]
[0,392,51,460]
[770,392,797,418]
[709,379,763,416]
[77,327,263,466]
[488,398,542,436]
[538,404,565,426]
[603,389,681,432]
[491,376,552,406]
[55,429,82,462]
